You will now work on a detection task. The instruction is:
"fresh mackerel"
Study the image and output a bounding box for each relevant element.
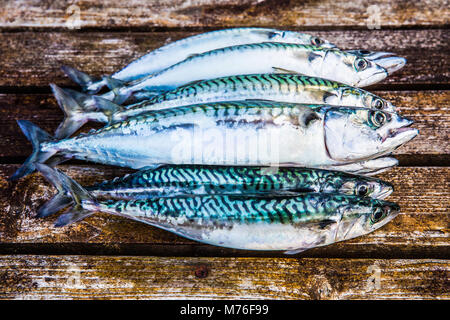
[38,165,393,218]
[11,101,417,180]
[36,164,400,253]
[53,74,396,138]
[90,43,389,105]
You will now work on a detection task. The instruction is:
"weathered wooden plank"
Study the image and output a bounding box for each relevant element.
[0,166,448,258]
[0,255,447,299]
[0,29,447,87]
[1,0,448,29]
[0,91,447,159]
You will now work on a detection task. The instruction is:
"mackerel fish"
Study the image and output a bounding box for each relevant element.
[36,164,400,253]
[62,28,337,93]
[37,164,394,218]
[10,100,418,180]
[53,74,397,138]
[89,43,391,105]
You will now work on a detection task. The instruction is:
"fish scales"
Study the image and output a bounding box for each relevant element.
[34,164,401,253]
[105,74,394,122]
[53,74,396,140]
[93,42,389,105]
[86,192,399,252]
[11,100,418,181]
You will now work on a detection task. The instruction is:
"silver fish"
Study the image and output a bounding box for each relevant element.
[36,164,394,218]
[36,164,400,253]
[11,101,417,180]
[90,43,390,105]
[62,28,336,93]
[52,74,397,138]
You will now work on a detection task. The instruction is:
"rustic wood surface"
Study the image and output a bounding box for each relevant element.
[0,0,448,300]
[1,0,448,29]
[0,255,448,299]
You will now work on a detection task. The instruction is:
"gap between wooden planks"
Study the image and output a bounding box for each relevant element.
[0,29,448,87]
[0,166,448,258]
[0,0,448,29]
[0,255,448,299]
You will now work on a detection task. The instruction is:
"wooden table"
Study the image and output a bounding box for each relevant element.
[0,0,448,299]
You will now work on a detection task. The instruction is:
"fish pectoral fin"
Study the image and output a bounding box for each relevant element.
[298,109,321,127]
[284,247,309,255]
[307,51,324,62]
[272,67,300,74]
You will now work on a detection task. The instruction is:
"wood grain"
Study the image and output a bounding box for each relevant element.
[0,166,448,258]
[1,91,447,159]
[0,29,448,87]
[0,255,448,299]
[1,0,448,29]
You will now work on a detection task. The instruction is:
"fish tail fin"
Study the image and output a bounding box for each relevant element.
[51,84,92,138]
[61,65,105,93]
[51,83,120,138]
[35,163,95,227]
[9,121,56,181]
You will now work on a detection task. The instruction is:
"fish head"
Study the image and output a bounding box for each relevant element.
[346,50,407,75]
[338,88,396,113]
[322,51,388,87]
[323,107,418,162]
[273,31,336,48]
[338,176,394,200]
[335,198,400,241]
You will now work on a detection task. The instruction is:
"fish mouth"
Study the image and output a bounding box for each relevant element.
[356,70,388,87]
[374,55,407,75]
[376,185,394,200]
[382,126,419,145]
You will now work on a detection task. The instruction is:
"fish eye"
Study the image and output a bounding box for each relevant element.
[370,110,387,128]
[354,58,368,71]
[372,98,385,110]
[371,207,386,223]
[312,37,323,46]
[356,184,369,196]
[268,31,280,39]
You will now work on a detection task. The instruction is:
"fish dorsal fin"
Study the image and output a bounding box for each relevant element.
[272,67,300,74]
